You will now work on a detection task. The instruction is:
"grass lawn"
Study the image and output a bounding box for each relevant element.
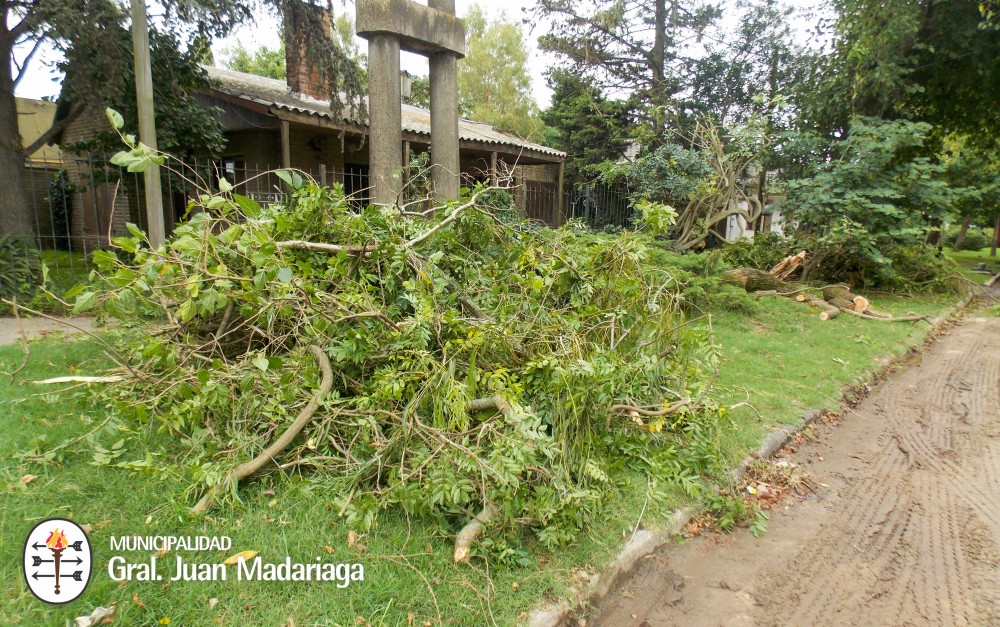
[0,288,956,625]
[945,246,1000,282]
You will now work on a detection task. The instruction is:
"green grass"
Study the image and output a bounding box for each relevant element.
[0,289,955,625]
[945,246,999,282]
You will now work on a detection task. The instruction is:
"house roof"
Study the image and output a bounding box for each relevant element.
[202,65,565,161]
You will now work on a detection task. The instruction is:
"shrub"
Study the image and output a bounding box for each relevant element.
[948,226,994,252]
[718,232,792,271]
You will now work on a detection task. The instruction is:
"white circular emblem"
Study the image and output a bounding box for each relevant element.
[23,518,92,604]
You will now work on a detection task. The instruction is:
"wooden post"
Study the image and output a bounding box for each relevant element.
[280,120,291,170]
[130,0,164,248]
[490,151,497,187]
[402,140,410,193]
[319,164,327,187]
[557,161,565,226]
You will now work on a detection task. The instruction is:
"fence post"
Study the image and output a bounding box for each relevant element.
[319,164,327,187]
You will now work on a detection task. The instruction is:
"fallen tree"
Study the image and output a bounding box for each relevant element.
[75,174,726,560]
[723,269,925,322]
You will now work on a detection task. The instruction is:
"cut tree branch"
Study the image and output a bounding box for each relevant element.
[192,345,333,514]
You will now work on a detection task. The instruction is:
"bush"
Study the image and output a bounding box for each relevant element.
[718,232,791,271]
[948,226,994,252]
[648,244,761,315]
[0,235,41,302]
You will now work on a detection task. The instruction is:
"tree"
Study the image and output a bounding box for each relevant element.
[458,4,544,141]
[533,0,719,140]
[688,0,806,127]
[225,42,287,79]
[783,117,952,283]
[803,0,1000,141]
[1,0,365,238]
[541,69,629,183]
[404,74,430,108]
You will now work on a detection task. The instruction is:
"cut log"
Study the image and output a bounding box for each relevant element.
[769,251,807,281]
[722,268,793,293]
[794,293,840,320]
[821,284,858,311]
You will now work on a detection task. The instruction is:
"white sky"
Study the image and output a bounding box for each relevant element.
[12,1,828,108]
[12,1,557,105]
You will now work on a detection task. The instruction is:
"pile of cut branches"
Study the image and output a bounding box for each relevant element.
[75,175,723,558]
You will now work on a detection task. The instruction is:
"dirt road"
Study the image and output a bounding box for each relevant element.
[591,311,1000,627]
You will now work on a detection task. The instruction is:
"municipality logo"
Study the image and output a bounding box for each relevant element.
[23,518,92,604]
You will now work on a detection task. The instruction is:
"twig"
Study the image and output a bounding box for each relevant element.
[1,295,30,380]
[32,375,126,384]
[0,298,143,380]
[839,309,928,323]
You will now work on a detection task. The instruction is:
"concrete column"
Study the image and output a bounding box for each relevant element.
[429,50,461,201]
[429,0,460,201]
[367,34,403,205]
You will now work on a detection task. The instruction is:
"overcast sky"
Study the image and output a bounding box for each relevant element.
[13,1,826,108]
[12,1,558,105]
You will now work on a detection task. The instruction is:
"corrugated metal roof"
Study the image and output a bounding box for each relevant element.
[203,65,565,159]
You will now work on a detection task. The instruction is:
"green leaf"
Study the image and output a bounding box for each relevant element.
[232,194,261,218]
[275,169,294,187]
[276,267,293,283]
[106,108,124,130]
[73,291,97,313]
[253,355,269,371]
[218,177,233,194]
[126,223,146,240]
[112,237,138,254]
[110,151,138,168]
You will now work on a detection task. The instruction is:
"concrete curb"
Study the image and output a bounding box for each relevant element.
[526,511,691,627]
[525,290,976,627]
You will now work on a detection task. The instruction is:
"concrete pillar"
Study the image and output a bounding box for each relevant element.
[428,0,461,201]
[367,34,403,205]
[430,51,461,201]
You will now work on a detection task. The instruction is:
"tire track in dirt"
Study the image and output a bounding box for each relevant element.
[590,311,1000,627]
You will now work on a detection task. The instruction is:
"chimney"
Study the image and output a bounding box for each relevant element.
[284,3,333,100]
[400,71,412,101]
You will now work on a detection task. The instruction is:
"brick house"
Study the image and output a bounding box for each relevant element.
[52,14,567,251]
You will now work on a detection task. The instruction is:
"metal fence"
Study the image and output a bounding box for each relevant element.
[521,180,634,230]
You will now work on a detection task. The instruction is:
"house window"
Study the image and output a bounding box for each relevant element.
[343,163,370,209]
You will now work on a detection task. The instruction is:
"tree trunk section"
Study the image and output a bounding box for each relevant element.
[0,32,34,239]
[953,215,971,251]
[722,268,792,293]
[993,214,999,258]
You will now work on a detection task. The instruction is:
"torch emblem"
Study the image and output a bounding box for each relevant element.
[23,518,91,604]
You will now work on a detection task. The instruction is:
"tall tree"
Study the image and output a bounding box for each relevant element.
[458,4,544,141]
[541,69,629,183]
[688,0,806,126]
[533,0,719,140]
[804,0,1000,141]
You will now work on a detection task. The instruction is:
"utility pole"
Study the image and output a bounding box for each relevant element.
[130,0,165,248]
